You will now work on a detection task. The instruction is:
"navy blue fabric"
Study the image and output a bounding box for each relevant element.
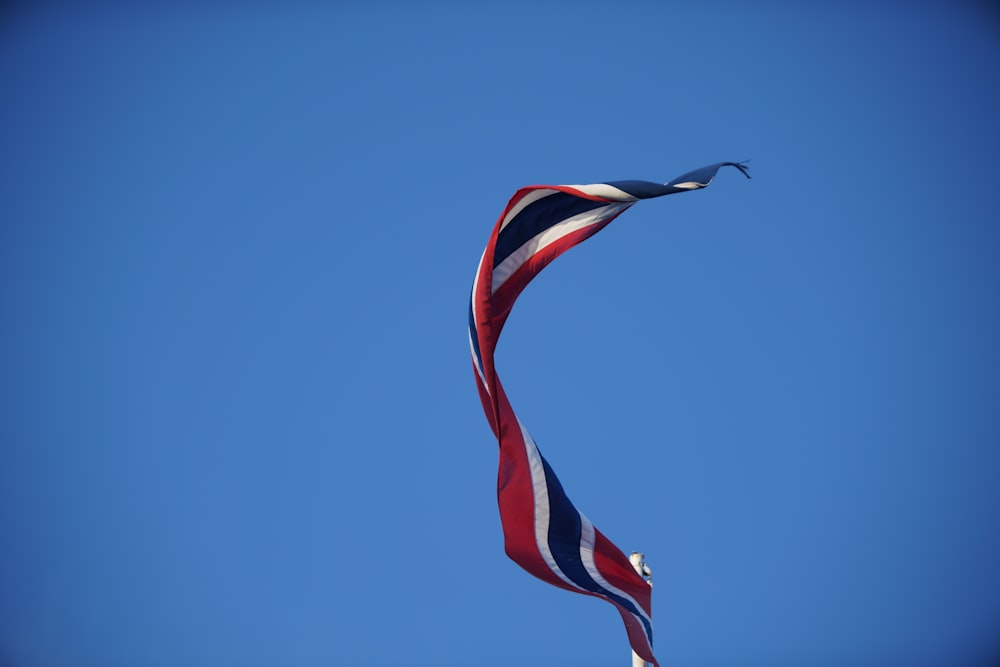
[604,180,679,199]
[539,452,655,644]
[468,297,483,372]
[492,163,749,271]
[667,161,751,188]
[492,193,608,269]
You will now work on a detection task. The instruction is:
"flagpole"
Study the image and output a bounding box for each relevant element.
[629,552,653,667]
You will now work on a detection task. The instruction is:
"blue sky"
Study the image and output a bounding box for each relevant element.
[1,2,999,666]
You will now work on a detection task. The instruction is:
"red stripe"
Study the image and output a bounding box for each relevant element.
[592,529,657,664]
[492,382,583,592]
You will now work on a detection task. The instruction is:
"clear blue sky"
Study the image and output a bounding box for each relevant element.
[2,2,999,666]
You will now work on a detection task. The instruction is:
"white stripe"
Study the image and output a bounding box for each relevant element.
[579,515,654,644]
[563,183,638,201]
[671,181,705,190]
[471,246,487,315]
[468,328,489,394]
[517,418,584,592]
[492,202,633,294]
[499,188,560,232]
[469,247,491,396]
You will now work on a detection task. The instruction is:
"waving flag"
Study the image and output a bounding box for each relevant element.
[469,162,750,665]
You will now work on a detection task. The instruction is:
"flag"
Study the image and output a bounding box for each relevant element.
[468,162,750,665]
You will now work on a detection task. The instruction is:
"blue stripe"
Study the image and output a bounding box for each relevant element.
[468,294,483,372]
[538,452,654,644]
[666,162,741,188]
[604,180,678,199]
[609,162,751,199]
[492,193,608,270]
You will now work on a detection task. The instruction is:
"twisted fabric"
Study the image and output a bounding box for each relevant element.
[469,162,749,665]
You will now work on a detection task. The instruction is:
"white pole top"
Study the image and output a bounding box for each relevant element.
[629,551,652,586]
[629,552,653,666]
